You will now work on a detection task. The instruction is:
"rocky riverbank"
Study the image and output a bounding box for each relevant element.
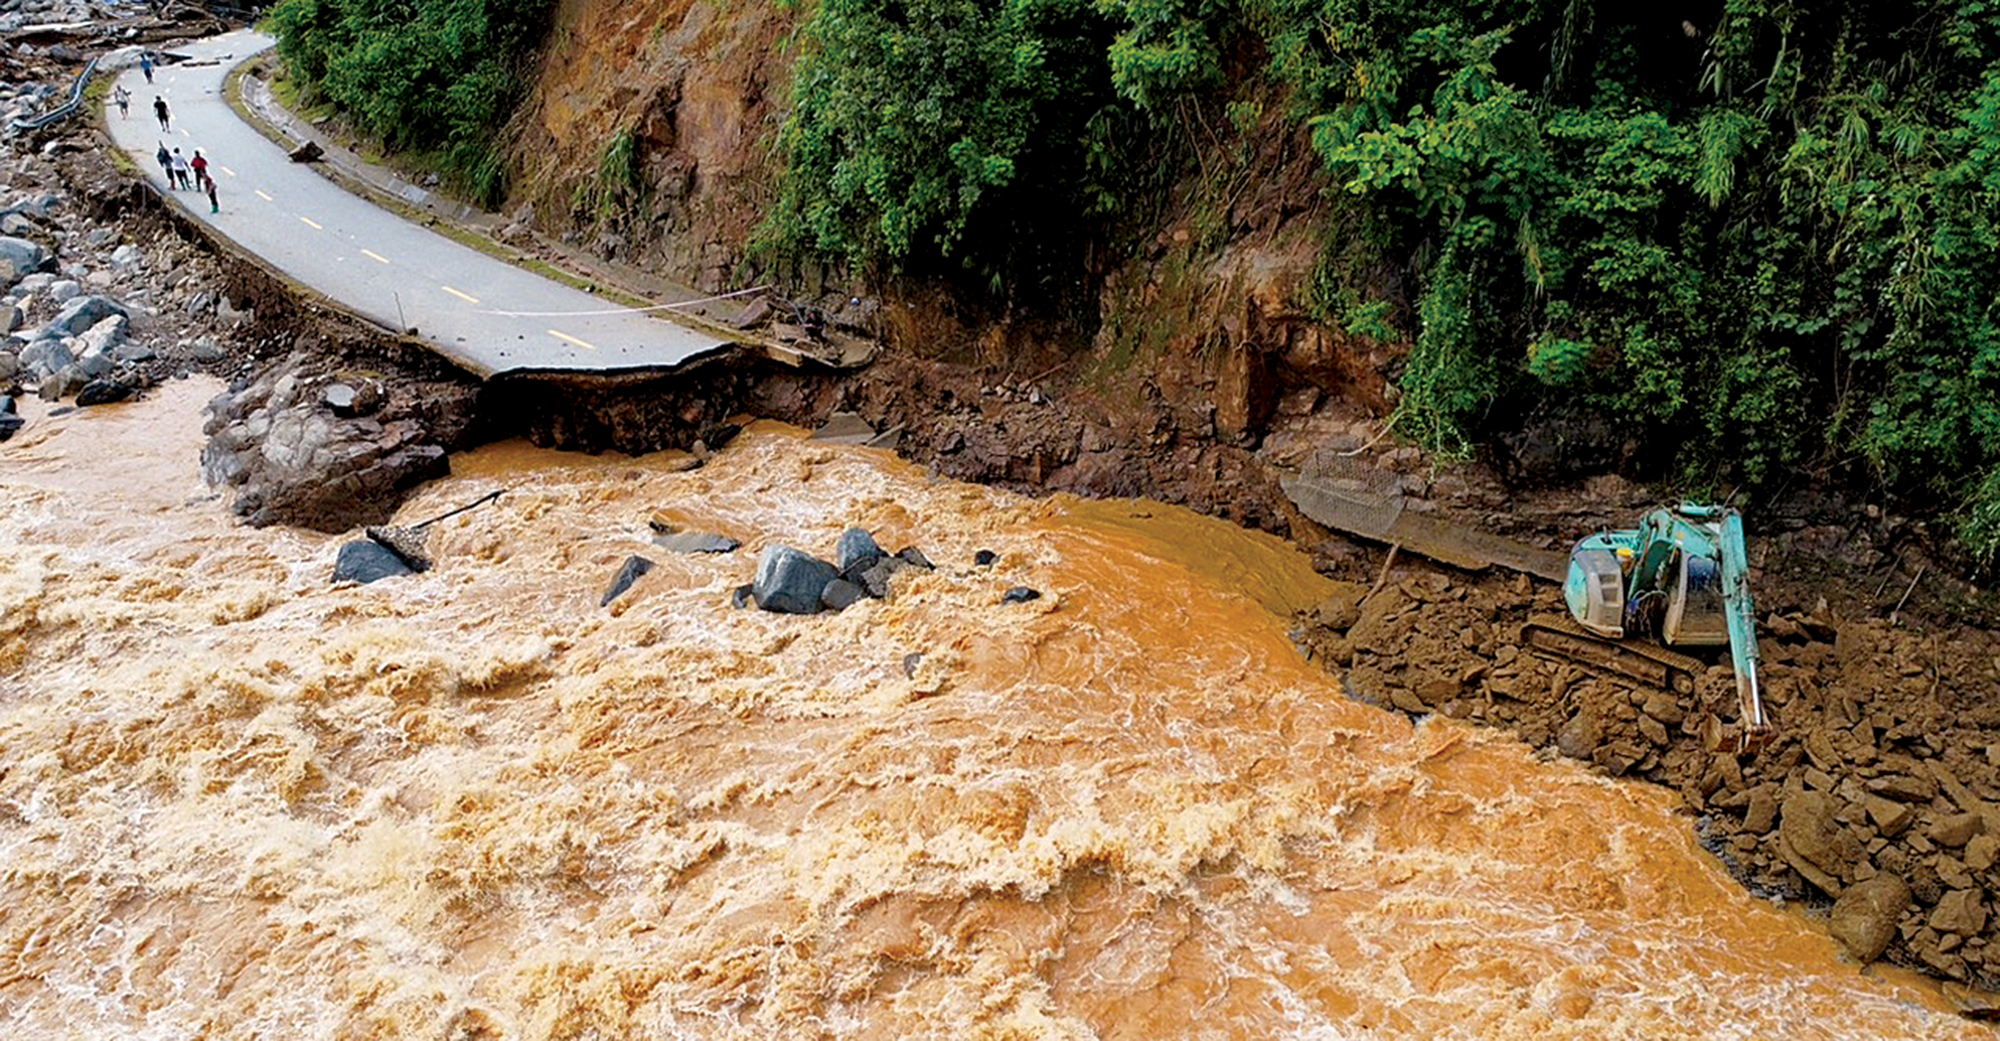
[1294,564,2000,992]
[0,161,253,435]
[0,31,499,532]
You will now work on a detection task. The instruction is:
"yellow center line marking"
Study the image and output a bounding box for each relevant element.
[549,329,597,351]
[441,285,479,304]
[254,189,273,202]
[300,216,322,230]
[360,249,390,265]
[218,166,236,177]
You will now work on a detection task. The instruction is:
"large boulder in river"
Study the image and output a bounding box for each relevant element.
[835,527,886,572]
[333,539,414,584]
[753,544,837,614]
[654,531,739,554]
[600,555,655,606]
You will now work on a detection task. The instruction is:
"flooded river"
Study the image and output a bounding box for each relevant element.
[0,379,1982,1038]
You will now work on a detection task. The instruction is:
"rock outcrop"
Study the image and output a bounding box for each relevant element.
[600,555,655,606]
[332,538,414,585]
[202,351,481,531]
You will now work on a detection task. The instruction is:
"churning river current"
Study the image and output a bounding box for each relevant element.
[0,378,1983,1038]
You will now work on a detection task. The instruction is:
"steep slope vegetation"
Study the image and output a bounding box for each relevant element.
[270,0,2000,570]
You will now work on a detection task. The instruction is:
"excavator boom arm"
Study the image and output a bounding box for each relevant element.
[1718,509,1770,743]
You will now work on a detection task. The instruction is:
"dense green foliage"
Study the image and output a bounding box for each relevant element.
[1269,1,2000,496]
[1254,0,2000,556]
[774,0,2000,559]
[268,0,552,206]
[261,0,2000,560]
[767,0,1157,294]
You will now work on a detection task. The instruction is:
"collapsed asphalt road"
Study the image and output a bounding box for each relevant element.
[103,30,728,378]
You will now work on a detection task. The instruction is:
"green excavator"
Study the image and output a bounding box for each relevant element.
[1524,504,1772,750]
[1276,472,1770,747]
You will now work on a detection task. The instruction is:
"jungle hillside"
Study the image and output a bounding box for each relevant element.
[268,0,2000,565]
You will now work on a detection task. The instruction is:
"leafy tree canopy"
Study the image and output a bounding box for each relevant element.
[269,0,553,205]
[772,0,2000,559]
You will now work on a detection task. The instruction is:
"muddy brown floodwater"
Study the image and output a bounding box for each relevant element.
[0,380,1985,1038]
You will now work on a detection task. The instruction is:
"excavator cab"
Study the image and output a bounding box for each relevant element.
[1563,535,1628,638]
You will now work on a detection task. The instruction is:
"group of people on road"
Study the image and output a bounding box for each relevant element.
[156,142,219,214]
[132,52,219,214]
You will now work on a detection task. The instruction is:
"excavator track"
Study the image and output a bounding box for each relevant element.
[1520,614,1707,695]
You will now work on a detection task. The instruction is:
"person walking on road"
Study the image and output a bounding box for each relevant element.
[153,95,169,132]
[170,148,192,191]
[113,85,130,119]
[140,52,154,84]
[204,170,219,214]
[190,149,208,187]
[155,141,172,186]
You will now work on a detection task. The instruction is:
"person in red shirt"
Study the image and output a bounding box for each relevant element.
[190,150,209,189]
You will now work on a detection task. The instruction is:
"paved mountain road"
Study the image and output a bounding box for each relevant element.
[103,30,729,378]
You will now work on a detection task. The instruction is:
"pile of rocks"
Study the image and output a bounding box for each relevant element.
[1295,568,2000,988]
[0,179,254,433]
[0,74,66,129]
[0,224,165,414]
[743,527,933,614]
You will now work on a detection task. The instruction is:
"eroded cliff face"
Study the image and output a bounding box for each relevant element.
[1086,110,1405,448]
[504,0,795,291]
[501,0,1396,451]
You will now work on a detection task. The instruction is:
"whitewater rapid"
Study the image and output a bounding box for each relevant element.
[0,380,1978,1038]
